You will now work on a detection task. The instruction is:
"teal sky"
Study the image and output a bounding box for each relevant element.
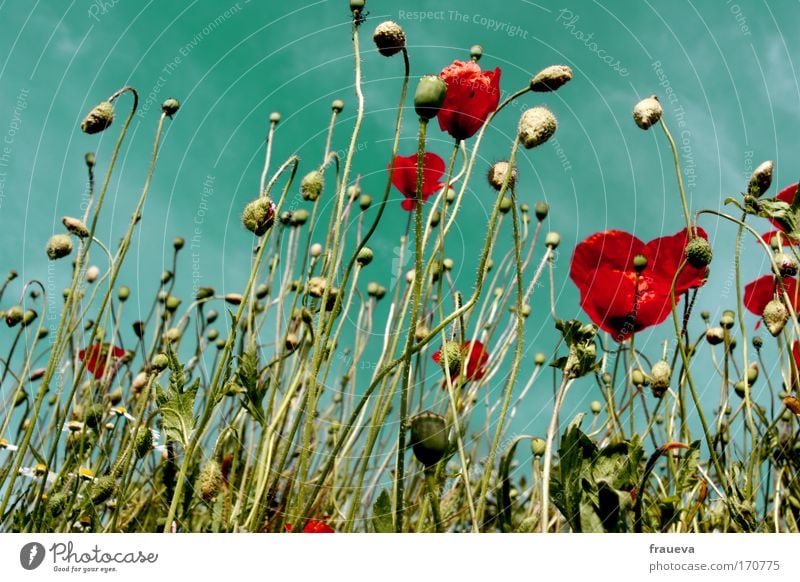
[1,1,799,437]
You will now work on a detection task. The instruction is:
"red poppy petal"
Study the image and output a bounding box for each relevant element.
[569,230,647,293]
[762,230,797,247]
[743,275,777,316]
[437,61,501,140]
[401,198,415,211]
[302,520,335,533]
[432,350,442,365]
[462,340,489,380]
[769,183,799,231]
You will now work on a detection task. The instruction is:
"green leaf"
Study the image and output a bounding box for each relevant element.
[372,489,393,533]
[236,349,267,425]
[156,379,198,448]
[676,440,701,494]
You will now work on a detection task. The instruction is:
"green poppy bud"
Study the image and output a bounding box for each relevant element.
[414,75,447,121]
[46,234,73,260]
[409,412,449,468]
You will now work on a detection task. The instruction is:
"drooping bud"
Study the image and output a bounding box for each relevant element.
[747,160,773,198]
[518,107,557,149]
[414,75,448,121]
[241,197,276,236]
[409,412,449,468]
[470,44,483,61]
[650,360,672,398]
[706,327,725,345]
[356,247,374,266]
[632,95,662,130]
[685,237,713,268]
[763,299,789,337]
[773,252,797,277]
[530,65,573,93]
[487,161,516,191]
[151,353,169,372]
[173,236,185,250]
[46,234,73,260]
[62,216,89,238]
[300,170,324,202]
[720,310,735,330]
[372,21,406,57]
[631,369,646,387]
[81,101,114,134]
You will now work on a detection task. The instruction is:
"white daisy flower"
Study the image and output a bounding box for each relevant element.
[111,406,135,422]
[19,463,57,483]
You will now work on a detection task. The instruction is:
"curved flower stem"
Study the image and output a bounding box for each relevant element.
[474,144,523,527]
[394,118,428,532]
[658,118,693,236]
[668,260,728,491]
[259,117,279,195]
[541,373,573,532]
[0,88,138,515]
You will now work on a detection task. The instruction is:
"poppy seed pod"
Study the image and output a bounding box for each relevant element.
[705,327,725,345]
[359,194,372,210]
[545,232,560,249]
[685,237,713,268]
[291,209,310,227]
[633,254,648,273]
[470,44,483,61]
[487,161,516,191]
[373,21,406,57]
[241,197,276,236]
[535,201,549,221]
[530,65,573,93]
[270,111,281,124]
[46,234,73,260]
[301,170,324,202]
[518,107,557,149]
[409,412,449,468]
[763,299,789,337]
[632,95,662,130]
[173,236,185,250]
[590,400,602,414]
[331,99,345,113]
[81,101,114,134]
[748,160,773,198]
[62,216,89,238]
[414,75,447,121]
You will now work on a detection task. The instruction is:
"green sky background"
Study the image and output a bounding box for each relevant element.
[1,0,798,438]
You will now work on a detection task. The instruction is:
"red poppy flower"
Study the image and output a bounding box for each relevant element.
[769,183,799,232]
[743,275,800,316]
[284,520,335,533]
[79,343,125,379]
[761,230,798,248]
[432,340,489,381]
[569,228,708,341]
[389,152,445,211]
[437,60,501,141]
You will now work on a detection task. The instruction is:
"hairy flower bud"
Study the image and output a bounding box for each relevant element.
[650,360,672,398]
[356,247,373,266]
[632,95,662,130]
[437,340,462,376]
[373,21,406,57]
[62,216,89,238]
[91,475,117,504]
[241,197,276,236]
[81,101,114,134]
[763,299,789,337]
[198,460,223,501]
[530,65,573,93]
[301,170,324,202]
[685,237,712,268]
[706,327,725,345]
[531,437,546,457]
[773,252,797,277]
[487,161,516,191]
[748,160,773,198]
[409,412,449,468]
[518,107,557,149]
[161,97,180,117]
[46,234,73,260]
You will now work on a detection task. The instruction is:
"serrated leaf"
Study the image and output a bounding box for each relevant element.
[676,440,701,494]
[157,379,198,447]
[372,489,393,533]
